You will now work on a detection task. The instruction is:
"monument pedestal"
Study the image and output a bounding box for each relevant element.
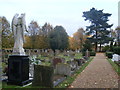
[8,55,30,86]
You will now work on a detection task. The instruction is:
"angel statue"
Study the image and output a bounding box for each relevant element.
[12,13,27,55]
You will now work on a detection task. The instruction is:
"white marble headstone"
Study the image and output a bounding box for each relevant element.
[112,54,120,61]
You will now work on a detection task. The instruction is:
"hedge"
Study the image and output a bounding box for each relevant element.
[106,52,113,58]
[113,47,120,55]
[90,51,96,56]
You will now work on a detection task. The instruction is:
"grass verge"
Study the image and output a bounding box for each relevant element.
[56,57,93,88]
[107,59,120,76]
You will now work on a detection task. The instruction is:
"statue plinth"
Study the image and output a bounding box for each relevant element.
[7,55,31,86]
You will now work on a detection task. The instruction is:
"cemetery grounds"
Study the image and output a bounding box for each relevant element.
[1,49,94,88]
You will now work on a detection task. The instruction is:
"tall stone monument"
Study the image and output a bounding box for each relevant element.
[12,13,26,55]
[8,13,30,86]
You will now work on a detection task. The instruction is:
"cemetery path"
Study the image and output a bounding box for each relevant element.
[69,53,119,88]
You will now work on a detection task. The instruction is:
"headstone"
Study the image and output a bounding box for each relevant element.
[74,59,82,66]
[55,63,71,76]
[67,50,69,53]
[55,50,60,55]
[61,58,66,63]
[45,49,48,53]
[41,52,48,57]
[85,49,90,60]
[112,54,120,61]
[70,61,78,71]
[48,49,54,56]
[32,65,54,87]
[29,64,34,77]
[52,58,62,67]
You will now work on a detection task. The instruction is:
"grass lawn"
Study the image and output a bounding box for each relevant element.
[74,53,83,59]
[2,82,24,88]
[107,59,120,76]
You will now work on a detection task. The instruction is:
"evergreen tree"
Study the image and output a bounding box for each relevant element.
[83,8,113,51]
[82,39,92,56]
[82,39,92,52]
[48,26,69,54]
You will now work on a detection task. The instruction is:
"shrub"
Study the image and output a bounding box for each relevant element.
[90,51,96,56]
[113,47,120,55]
[102,45,110,52]
[82,51,85,56]
[106,52,113,58]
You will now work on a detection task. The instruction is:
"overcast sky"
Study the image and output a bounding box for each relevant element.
[0,0,119,36]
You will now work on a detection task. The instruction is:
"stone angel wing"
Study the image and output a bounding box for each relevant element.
[20,13,27,43]
[12,14,19,41]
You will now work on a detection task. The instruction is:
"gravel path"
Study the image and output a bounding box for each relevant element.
[69,53,119,88]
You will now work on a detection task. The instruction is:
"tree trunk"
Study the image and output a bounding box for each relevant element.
[53,49,56,56]
[95,42,97,52]
[95,30,98,52]
[100,43,102,52]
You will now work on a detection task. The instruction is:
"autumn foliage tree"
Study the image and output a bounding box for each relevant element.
[1,16,14,48]
[26,21,40,48]
[69,36,76,50]
[24,21,52,49]
[69,28,86,50]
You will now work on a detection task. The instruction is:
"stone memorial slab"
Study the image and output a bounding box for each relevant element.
[52,58,62,67]
[74,59,82,66]
[112,54,120,61]
[55,63,71,76]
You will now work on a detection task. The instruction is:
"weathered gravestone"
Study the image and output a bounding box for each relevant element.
[112,54,120,61]
[32,65,54,87]
[52,58,62,67]
[69,51,75,58]
[55,63,71,76]
[41,52,48,57]
[55,50,60,55]
[112,54,120,66]
[74,59,82,66]
[70,61,78,71]
[85,50,90,60]
[29,64,34,78]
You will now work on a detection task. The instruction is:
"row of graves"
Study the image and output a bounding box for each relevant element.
[2,49,90,88]
[29,50,90,87]
[2,49,54,72]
